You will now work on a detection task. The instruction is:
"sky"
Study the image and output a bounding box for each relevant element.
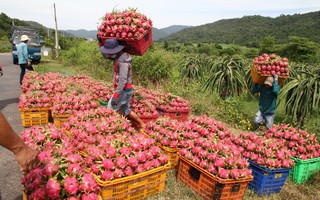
[1,0,320,31]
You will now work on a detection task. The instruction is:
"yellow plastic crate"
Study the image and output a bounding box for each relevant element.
[159,145,180,169]
[141,130,180,169]
[97,163,170,200]
[250,64,288,86]
[19,108,49,127]
[52,114,70,126]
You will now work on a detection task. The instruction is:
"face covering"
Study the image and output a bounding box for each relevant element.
[106,54,117,59]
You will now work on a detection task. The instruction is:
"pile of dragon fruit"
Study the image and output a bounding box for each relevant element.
[20,72,190,119]
[97,8,152,40]
[19,71,320,199]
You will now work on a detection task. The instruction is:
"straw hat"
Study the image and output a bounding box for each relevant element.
[264,76,274,87]
[20,35,30,41]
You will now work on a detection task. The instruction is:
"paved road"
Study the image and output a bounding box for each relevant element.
[0,53,26,200]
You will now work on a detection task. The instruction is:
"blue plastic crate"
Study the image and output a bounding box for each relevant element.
[248,160,292,195]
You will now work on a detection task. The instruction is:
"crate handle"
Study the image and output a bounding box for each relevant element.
[213,182,225,200]
[274,173,282,179]
[144,32,149,41]
[188,166,201,181]
[231,183,240,193]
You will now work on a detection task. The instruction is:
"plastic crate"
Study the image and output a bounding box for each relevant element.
[157,108,190,122]
[177,156,253,200]
[23,192,27,200]
[19,108,50,127]
[95,163,170,200]
[23,191,103,200]
[250,64,288,86]
[161,146,180,169]
[289,157,320,184]
[248,160,292,195]
[52,114,70,126]
[141,130,180,169]
[98,28,152,56]
[130,113,159,128]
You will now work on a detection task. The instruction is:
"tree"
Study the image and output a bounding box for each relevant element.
[259,36,276,54]
[279,36,319,63]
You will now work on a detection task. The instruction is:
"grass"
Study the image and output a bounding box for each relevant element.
[145,169,320,200]
[31,55,320,200]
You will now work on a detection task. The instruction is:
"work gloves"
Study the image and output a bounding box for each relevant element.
[111,97,119,107]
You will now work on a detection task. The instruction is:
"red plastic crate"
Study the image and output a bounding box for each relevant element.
[98,28,152,56]
[157,108,190,122]
[177,156,252,200]
[130,112,159,128]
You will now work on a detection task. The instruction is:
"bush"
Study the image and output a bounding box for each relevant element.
[133,46,181,85]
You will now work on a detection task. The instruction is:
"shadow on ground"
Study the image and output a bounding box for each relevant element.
[0,98,19,110]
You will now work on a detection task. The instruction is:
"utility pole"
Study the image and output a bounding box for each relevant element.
[54,3,59,59]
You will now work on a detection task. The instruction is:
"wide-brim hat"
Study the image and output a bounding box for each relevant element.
[99,38,124,55]
[264,76,274,87]
[20,35,30,41]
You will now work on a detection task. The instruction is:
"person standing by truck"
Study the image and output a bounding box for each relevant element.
[17,35,34,85]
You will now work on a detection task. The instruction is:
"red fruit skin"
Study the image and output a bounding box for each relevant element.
[267,65,272,71]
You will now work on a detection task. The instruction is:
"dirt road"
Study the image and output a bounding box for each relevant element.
[0,53,26,200]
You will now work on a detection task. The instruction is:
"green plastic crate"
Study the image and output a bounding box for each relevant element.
[290,157,320,184]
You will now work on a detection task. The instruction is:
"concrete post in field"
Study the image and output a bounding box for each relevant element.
[54,3,59,59]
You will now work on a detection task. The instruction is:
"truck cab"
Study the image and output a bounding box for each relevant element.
[10,26,43,65]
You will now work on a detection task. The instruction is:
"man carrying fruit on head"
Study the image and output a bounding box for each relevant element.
[99,38,146,129]
[252,74,280,130]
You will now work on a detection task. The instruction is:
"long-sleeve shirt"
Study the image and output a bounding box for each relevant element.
[252,80,280,114]
[17,42,29,64]
[113,53,133,98]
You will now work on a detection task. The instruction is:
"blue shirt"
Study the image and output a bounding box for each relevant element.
[17,42,29,64]
[252,80,280,114]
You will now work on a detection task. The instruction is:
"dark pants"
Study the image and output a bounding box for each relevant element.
[19,63,34,85]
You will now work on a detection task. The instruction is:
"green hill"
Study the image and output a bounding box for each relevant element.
[161,11,320,46]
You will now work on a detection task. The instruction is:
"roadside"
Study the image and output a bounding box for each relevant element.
[0,53,25,200]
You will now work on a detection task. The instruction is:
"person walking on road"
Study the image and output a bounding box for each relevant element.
[17,35,34,85]
[99,38,146,129]
[252,74,280,130]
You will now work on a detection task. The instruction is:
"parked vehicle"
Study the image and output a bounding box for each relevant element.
[10,26,44,65]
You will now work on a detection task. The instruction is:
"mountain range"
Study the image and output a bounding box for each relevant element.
[1,10,319,46]
[161,11,320,45]
[63,10,320,45]
[63,25,191,41]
